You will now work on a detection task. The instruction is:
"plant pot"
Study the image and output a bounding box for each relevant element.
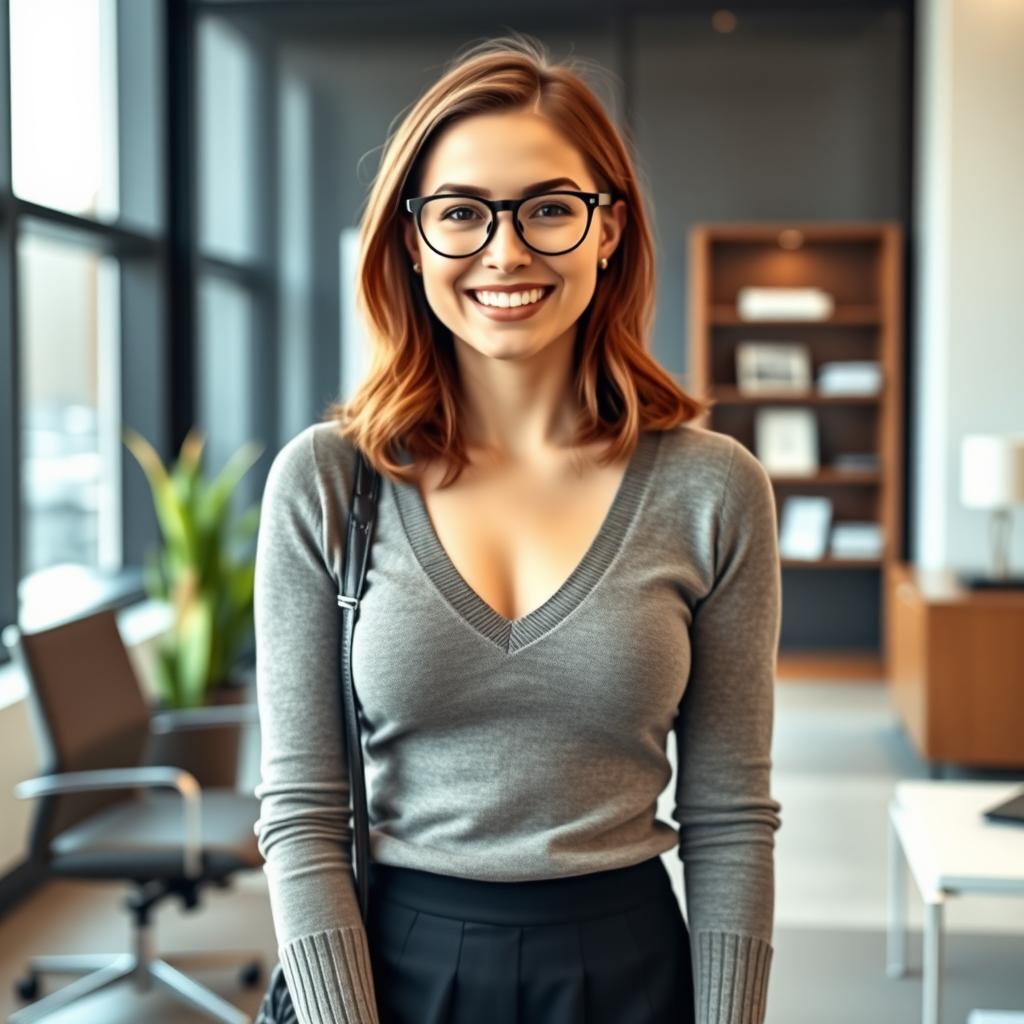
[145,673,251,790]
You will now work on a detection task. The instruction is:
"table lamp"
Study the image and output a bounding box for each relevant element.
[959,433,1024,589]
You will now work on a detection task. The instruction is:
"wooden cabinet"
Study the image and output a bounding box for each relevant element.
[887,562,1024,772]
[687,223,904,681]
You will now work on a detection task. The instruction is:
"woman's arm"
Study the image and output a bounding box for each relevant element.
[672,438,784,1024]
[253,426,380,1024]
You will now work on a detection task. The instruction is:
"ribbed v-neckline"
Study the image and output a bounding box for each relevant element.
[390,430,662,654]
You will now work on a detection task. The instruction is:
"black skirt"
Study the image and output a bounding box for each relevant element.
[365,853,695,1024]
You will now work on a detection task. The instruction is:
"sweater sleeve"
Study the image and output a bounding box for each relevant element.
[252,427,380,1024]
[672,438,784,1024]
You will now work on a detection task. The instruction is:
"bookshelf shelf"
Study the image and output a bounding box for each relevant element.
[688,222,904,682]
[711,386,882,406]
[770,469,883,485]
[782,557,884,570]
[710,304,882,326]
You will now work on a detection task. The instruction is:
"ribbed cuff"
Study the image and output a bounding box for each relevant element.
[279,926,380,1024]
[693,930,773,1024]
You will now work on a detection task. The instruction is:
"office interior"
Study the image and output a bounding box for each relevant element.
[0,0,1022,1022]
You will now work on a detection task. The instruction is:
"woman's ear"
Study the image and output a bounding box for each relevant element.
[599,198,628,264]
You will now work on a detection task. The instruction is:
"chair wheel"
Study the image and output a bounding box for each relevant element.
[240,961,262,988]
[16,972,39,1002]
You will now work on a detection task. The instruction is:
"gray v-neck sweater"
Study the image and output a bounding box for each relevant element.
[253,419,783,1024]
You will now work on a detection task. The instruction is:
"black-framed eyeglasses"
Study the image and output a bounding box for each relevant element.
[404,190,616,258]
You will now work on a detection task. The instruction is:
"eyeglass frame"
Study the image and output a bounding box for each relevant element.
[404,190,616,259]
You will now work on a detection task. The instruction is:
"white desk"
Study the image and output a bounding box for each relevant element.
[887,780,1024,1024]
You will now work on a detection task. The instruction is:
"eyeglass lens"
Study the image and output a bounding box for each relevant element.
[418,193,590,256]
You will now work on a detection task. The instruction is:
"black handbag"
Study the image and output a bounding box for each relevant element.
[255,446,381,1024]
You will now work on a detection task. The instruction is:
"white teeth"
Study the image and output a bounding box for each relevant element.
[473,288,547,308]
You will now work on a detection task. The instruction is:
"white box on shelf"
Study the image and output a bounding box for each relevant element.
[830,521,884,558]
[736,286,834,321]
[817,359,883,395]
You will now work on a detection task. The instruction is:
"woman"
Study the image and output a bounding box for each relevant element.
[253,33,782,1024]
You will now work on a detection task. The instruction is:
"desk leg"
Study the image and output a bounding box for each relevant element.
[922,896,945,1024]
[887,804,908,978]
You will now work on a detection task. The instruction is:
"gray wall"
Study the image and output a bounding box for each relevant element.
[632,8,907,372]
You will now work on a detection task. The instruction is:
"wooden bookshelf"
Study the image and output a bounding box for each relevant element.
[688,222,904,682]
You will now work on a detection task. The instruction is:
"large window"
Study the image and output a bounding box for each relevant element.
[10,0,119,221]
[18,231,121,576]
[0,0,167,654]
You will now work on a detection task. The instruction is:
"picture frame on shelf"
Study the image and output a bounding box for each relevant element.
[755,406,819,474]
[779,495,833,561]
[736,341,812,394]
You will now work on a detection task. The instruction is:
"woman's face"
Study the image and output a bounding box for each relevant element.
[402,108,626,364]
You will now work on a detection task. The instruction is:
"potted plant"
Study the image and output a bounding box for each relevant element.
[122,425,264,788]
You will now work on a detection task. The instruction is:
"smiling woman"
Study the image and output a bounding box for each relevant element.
[330,33,709,485]
[254,29,782,1024]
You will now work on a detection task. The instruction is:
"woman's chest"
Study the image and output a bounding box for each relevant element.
[416,451,632,623]
[352,431,696,727]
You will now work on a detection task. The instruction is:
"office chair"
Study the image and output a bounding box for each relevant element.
[2,607,266,1024]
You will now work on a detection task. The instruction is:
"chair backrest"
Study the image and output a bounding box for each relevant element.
[5,608,153,860]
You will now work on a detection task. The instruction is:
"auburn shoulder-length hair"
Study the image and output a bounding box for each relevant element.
[325,32,710,488]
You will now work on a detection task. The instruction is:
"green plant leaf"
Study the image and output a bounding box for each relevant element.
[122,427,195,562]
[177,591,214,708]
[154,642,181,709]
[202,441,264,529]
[126,425,260,708]
[142,546,169,602]
[226,560,255,607]
[178,427,205,475]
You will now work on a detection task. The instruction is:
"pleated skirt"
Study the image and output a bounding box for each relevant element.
[365,854,695,1024]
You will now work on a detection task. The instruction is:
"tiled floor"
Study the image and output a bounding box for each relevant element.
[1,679,1022,1022]
[765,680,1024,1023]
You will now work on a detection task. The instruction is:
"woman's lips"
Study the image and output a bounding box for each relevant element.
[465,285,556,322]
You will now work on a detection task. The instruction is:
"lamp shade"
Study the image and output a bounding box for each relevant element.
[960,434,1024,509]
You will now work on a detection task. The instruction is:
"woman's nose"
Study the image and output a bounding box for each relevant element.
[483,210,531,262]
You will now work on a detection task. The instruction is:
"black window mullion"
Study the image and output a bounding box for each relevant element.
[167,0,197,457]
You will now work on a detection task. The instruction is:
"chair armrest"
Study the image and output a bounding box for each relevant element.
[149,704,260,735]
[14,767,203,879]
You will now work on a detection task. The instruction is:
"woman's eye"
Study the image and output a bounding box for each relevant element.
[533,204,569,218]
[443,206,481,221]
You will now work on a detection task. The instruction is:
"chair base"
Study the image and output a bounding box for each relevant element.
[12,949,264,1024]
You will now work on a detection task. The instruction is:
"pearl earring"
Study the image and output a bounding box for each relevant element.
[599,257,608,271]
[413,262,421,274]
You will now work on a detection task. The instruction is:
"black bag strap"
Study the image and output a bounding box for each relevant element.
[337,447,380,922]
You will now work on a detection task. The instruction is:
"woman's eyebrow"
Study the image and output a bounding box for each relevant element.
[430,177,582,197]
